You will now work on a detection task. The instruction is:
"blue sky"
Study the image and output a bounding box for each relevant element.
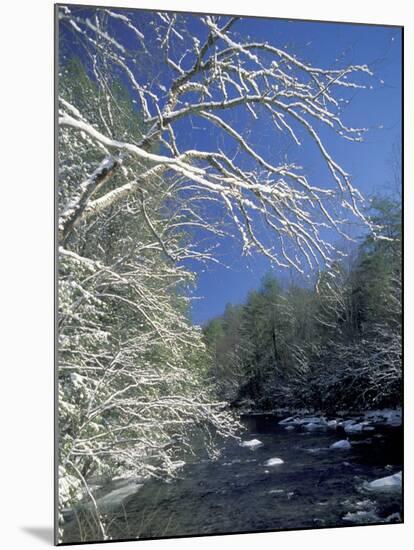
[59,7,402,326]
[183,17,402,324]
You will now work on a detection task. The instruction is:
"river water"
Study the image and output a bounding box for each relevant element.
[63,413,403,543]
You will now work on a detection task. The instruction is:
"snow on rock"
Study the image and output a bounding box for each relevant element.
[342,497,379,524]
[363,425,375,432]
[343,421,374,434]
[330,439,352,450]
[240,438,263,450]
[279,415,297,425]
[364,409,402,427]
[279,415,330,432]
[338,419,355,428]
[300,416,326,425]
[385,512,402,523]
[170,460,186,472]
[279,415,326,428]
[264,457,284,466]
[343,422,363,433]
[96,480,143,512]
[343,510,379,524]
[304,419,328,430]
[279,409,401,435]
[363,471,402,492]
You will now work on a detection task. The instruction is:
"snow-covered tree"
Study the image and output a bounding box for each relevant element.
[56,5,381,541]
[58,6,376,271]
[57,48,237,543]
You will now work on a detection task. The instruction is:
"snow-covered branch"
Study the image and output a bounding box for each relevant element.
[58,5,375,270]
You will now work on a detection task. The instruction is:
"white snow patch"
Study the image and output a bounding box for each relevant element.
[279,415,327,428]
[264,457,284,466]
[170,460,186,471]
[338,419,356,428]
[96,481,143,511]
[343,510,379,524]
[300,416,326,425]
[239,438,263,450]
[385,512,401,522]
[304,419,327,430]
[363,471,402,492]
[364,409,401,427]
[344,421,374,434]
[279,415,296,425]
[330,439,352,450]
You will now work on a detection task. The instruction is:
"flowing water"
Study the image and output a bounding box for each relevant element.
[62,414,403,543]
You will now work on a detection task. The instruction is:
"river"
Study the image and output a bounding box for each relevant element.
[62,413,403,543]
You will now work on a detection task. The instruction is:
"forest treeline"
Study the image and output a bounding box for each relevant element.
[203,199,402,413]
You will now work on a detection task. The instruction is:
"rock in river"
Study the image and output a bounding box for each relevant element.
[239,438,263,450]
[264,457,284,466]
[330,439,352,450]
[363,471,402,492]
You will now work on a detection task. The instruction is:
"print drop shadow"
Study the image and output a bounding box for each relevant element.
[21,526,54,544]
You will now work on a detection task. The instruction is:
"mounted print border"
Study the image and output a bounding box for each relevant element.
[55,3,403,545]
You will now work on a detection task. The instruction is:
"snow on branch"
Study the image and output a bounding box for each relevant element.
[58,6,375,270]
